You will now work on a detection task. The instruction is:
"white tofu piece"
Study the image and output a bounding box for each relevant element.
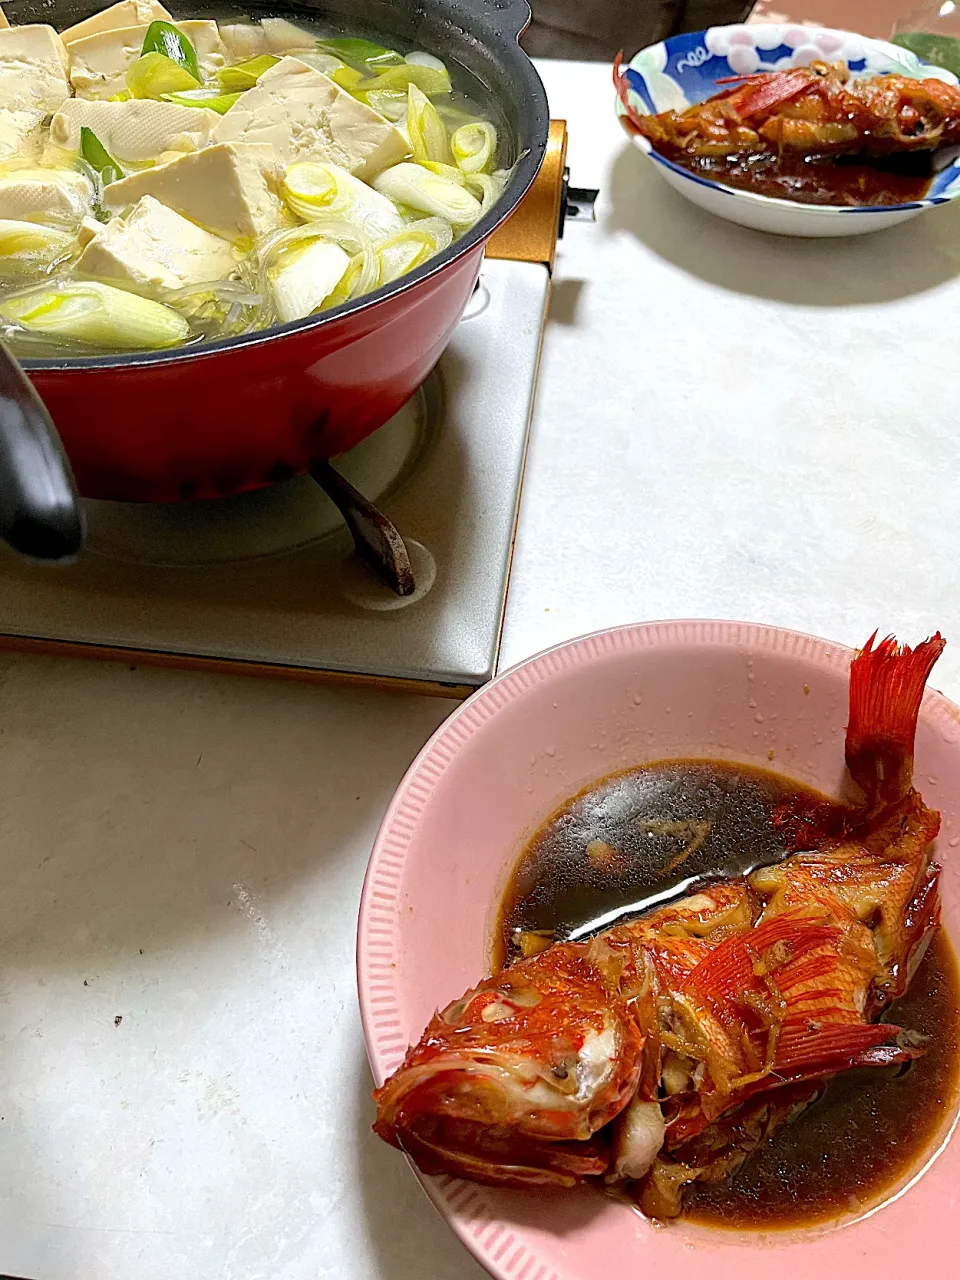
[217,22,268,62]
[51,98,220,162]
[0,108,44,161]
[103,141,288,242]
[213,56,410,181]
[0,24,70,113]
[269,238,349,322]
[0,167,95,227]
[218,19,334,68]
[77,194,237,295]
[0,9,8,30]
[60,1,174,46]
[260,18,316,54]
[77,215,102,248]
[68,20,227,99]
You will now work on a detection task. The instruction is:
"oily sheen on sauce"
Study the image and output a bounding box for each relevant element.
[496,760,960,1229]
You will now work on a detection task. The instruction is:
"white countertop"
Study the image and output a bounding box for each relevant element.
[4,58,960,1280]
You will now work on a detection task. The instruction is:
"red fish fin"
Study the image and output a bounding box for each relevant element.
[774,1020,922,1076]
[845,631,945,808]
[733,68,816,118]
[681,913,838,1006]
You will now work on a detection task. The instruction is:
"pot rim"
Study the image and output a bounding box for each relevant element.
[19,50,549,373]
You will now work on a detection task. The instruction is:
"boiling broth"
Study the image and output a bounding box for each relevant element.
[496,760,960,1228]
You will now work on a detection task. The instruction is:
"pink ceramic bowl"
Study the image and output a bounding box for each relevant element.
[357,620,960,1280]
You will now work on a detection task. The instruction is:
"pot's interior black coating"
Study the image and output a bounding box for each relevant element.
[2,0,550,369]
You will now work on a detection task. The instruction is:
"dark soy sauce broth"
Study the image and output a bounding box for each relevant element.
[496,760,960,1229]
[667,151,936,206]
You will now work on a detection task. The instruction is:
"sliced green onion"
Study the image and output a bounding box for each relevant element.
[451,121,497,175]
[141,20,201,81]
[127,51,201,100]
[375,217,453,284]
[260,18,316,54]
[406,83,449,165]
[464,172,506,218]
[437,103,484,132]
[420,161,466,185]
[258,219,378,307]
[354,88,407,122]
[216,54,280,93]
[289,51,342,76]
[164,278,266,338]
[358,63,452,96]
[404,51,448,73]
[329,62,364,92]
[268,237,351,322]
[80,126,124,185]
[321,253,366,309]
[0,220,75,273]
[372,162,481,228]
[0,280,189,349]
[161,87,241,114]
[282,161,402,238]
[315,37,403,70]
[108,90,132,102]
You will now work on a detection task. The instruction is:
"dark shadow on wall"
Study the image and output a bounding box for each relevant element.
[521,0,753,62]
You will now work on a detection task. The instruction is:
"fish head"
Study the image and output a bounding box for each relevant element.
[373,942,643,1185]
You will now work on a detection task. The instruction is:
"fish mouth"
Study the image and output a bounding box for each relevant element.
[373,1053,605,1143]
[390,1114,611,1188]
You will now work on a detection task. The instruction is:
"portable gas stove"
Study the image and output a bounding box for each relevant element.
[0,123,594,698]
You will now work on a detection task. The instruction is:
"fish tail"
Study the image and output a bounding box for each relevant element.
[845,631,945,808]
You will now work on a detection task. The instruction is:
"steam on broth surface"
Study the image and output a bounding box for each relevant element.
[0,3,504,355]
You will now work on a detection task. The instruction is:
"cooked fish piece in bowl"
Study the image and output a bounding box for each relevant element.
[614,24,960,236]
[359,621,960,1280]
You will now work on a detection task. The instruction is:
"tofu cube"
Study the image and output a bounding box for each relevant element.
[68,19,227,99]
[103,141,289,242]
[0,108,44,162]
[213,56,410,181]
[0,167,95,227]
[60,1,174,46]
[51,98,221,163]
[77,194,237,295]
[0,24,70,114]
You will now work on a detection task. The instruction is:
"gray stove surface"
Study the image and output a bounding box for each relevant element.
[0,258,550,694]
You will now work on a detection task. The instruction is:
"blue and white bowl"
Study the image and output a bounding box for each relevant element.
[616,24,960,237]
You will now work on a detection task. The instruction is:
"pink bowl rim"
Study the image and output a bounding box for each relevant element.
[356,617,959,1280]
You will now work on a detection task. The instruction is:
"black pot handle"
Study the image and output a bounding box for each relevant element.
[0,343,84,563]
[493,0,532,41]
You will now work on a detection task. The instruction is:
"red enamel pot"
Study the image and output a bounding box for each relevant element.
[0,0,549,560]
